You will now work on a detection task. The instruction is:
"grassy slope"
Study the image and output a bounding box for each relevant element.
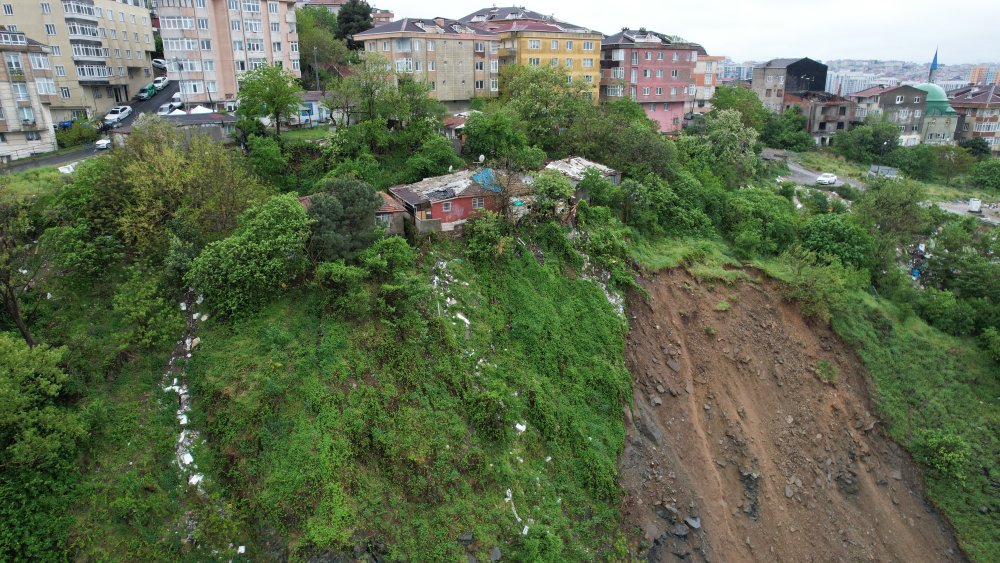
[185,246,631,560]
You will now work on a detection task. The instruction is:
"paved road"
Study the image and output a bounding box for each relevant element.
[3,82,180,174]
[785,159,866,190]
[937,201,1000,226]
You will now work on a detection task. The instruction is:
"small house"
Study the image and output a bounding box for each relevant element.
[868,164,900,179]
[388,168,514,233]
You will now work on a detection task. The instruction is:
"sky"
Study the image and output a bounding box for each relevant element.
[376,0,1000,64]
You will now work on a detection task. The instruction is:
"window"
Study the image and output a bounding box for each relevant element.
[643,69,650,78]
[126,50,131,59]
[895,95,903,103]
[914,109,922,118]
[196,0,205,7]
[118,10,123,21]
[45,23,56,35]
[913,97,920,104]
[2,4,11,15]
[645,51,651,60]
[60,86,70,98]
[162,17,194,29]
[472,197,485,209]
[671,69,678,77]
[245,20,262,32]
[114,48,121,58]
[40,2,50,13]
[549,57,557,67]
[145,34,150,43]
[475,61,484,71]
[528,57,539,66]
[475,79,484,89]
[582,58,593,68]
[231,19,241,30]
[583,41,593,50]
[0,133,5,142]
[565,58,572,68]
[427,40,434,51]
[655,87,662,95]
[670,86,677,95]
[585,74,592,83]
[233,40,244,51]
[268,1,278,13]
[54,64,65,76]
[179,79,203,93]
[566,40,573,50]
[657,52,664,60]
[26,131,42,141]
[200,39,212,50]
[631,51,638,65]
[28,52,49,69]
[551,40,558,50]
[270,22,279,33]
[765,88,772,97]
[34,77,56,94]
[228,0,237,8]
[243,0,260,11]
[50,44,60,55]
[441,202,452,212]
[272,41,281,52]
[490,77,498,91]
[490,59,498,73]
[290,41,298,53]
[197,18,209,30]
[642,87,649,95]
[656,69,663,78]
[528,40,540,49]
[428,60,435,71]
[381,40,388,51]
[606,84,623,97]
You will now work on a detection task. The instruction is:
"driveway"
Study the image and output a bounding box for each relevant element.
[784,159,866,190]
[114,81,179,128]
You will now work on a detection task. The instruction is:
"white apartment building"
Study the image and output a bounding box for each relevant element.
[156,0,300,110]
[2,0,157,121]
[0,31,57,161]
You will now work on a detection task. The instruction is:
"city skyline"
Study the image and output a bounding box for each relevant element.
[380,0,1000,65]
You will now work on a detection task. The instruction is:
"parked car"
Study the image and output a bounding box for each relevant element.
[153,76,169,91]
[152,58,167,70]
[95,138,112,150]
[157,103,174,116]
[169,92,183,110]
[816,173,838,185]
[136,83,157,100]
[103,105,132,125]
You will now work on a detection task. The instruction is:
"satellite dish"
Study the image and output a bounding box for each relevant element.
[478,154,485,163]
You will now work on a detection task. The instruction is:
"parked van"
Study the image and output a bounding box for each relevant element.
[136,83,156,101]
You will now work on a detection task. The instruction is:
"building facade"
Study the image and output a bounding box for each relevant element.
[948,84,999,154]
[752,57,827,112]
[599,29,702,132]
[157,0,300,110]
[849,85,926,146]
[0,31,57,161]
[968,65,998,85]
[914,83,957,145]
[356,18,499,111]
[461,6,602,101]
[692,54,723,114]
[783,91,854,146]
[3,0,156,121]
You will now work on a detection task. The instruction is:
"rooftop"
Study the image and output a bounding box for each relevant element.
[354,17,498,37]
[602,29,706,54]
[460,5,593,33]
[545,157,618,182]
[947,84,1000,105]
[389,168,498,206]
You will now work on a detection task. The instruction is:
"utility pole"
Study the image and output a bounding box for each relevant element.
[313,46,321,93]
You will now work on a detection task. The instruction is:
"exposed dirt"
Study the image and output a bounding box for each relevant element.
[619,269,965,562]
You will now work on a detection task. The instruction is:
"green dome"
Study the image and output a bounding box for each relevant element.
[915,83,949,102]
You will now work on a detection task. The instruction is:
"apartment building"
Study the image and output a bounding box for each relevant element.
[0,31,57,161]
[157,0,300,110]
[948,84,998,154]
[2,0,156,121]
[968,65,997,86]
[782,91,854,147]
[461,6,602,101]
[356,18,499,111]
[849,85,926,146]
[752,57,827,112]
[692,54,723,114]
[599,28,702,132]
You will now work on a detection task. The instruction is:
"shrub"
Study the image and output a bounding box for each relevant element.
[911,428,971,481]
[112,266,186,349]
[780,246,866,322]
[465,212,512,265]
[971,158,1000,191]
[813,360,838,384]
[54,121,99,148]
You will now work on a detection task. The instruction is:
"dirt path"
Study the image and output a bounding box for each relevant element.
[619,269,964,562]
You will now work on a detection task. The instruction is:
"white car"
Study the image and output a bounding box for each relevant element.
[816,173,838,185]
[95,138,112,150]
[103,105,132,124]
[152,58,167,70]
[157,103,173,116]
[153,76,169,90]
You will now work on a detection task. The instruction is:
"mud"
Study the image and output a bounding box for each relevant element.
[619,269,964,562]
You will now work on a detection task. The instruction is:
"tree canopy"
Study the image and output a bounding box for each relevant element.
[237,63,304,138]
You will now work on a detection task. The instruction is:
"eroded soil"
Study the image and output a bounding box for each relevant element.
[620,269,964,562]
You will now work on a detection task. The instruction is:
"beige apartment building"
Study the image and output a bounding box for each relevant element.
[0,30,57,161]
[356,18,500,111]
[2,0,156,121]
[156,0,300,110]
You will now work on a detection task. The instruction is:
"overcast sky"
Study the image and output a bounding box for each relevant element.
[377,0,1000,64]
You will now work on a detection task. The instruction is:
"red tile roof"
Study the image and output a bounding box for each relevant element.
[378,191,406,213]
[442,116,467,129]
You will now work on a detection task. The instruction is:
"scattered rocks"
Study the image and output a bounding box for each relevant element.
[488,546,501,561]
[667,359,681,373]
[890,470,903,481]
[656,384,665,394]
[684,516,701,530]
[785,485,794,498]
[458,531,474,544]
[650,394,663,406]
[668,523,690,538]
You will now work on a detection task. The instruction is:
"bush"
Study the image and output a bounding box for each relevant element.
[801,213,875,272]
[465,211,512,265]
[722,188,797,258]
[780,247,866,322]
[112,266,186,349]
[54,121,99,148]
[186,194,312,317]
[912,288,977,337]
[971,158,1000,191]
[911,428,971,481]
[980,327,1000,362]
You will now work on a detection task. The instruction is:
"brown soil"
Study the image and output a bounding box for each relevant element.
[619,269,964,562]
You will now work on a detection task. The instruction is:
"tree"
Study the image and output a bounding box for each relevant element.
[500,64,592,152]
[402,135,464,183]
[335,0,373,49]
[297,6,352,91]
[185,194,312,316]
[887,144,937,181]
[801,213,875,272]
[247,135,290,190]
[721,188,797,257]
[702,109,762,187]
[236,63,303,139]
[463,109,539,166]
[958,137,991,160]
[933,145,975,185]
[854,178,929,272]
[531,169,574,216]
[0,195,36,346]
[762,107,813,151]
[709,86,768,132]
[306,178,381,263]
[831,119,900,163]
[972,158,1000,191]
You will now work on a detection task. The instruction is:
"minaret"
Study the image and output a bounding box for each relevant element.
[928,48,939,83]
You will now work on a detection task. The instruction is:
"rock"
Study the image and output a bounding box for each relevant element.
[685,381,693,394]
[669,387,679,397]
[786,415,793,424]
[458,531,474,544]
[650,394,662,406]
[785,485,794,498]
[467,556,480,563]
[890,470,903,481]
[656,384,665,394]
[667,360,681,373]
[669,523,689,537]
[703,403,711,411]
[488,546,502,561]
[684,516,701,529]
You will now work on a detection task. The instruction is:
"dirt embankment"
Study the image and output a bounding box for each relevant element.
[619,269,964,562]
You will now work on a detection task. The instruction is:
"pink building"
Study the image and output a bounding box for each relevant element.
[600,28,705,132]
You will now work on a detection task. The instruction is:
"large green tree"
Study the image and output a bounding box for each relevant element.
[933,145,976,185]
[0,195,36,346]
[762,106,813,151]
[831,119,900,163]
[854,178,929,273]
[971,158,1000,190]
[306,178,381,263]
[709,85,768,132]
[801,213,875,272]
[500,64,592,153]
[335,0,373,49]
[297,6,352,91]
[237,63,304,139]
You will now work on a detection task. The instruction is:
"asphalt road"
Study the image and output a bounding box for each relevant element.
[4,82,180,174]
[784,159,865,190]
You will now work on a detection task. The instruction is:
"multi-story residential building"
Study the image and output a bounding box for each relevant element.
[752,57,827,112]
[782,92,854,147]
[692,54,723,114]
[157,0,300,110]
[0,31,57,162]
[948,84,1000,155]
[849,84,926,146]
[355,18,500,111]
[371,7,392,25]
[720,58,752,81]
[299,0,346,14]
[461,6,602,102]
[2,0,156,122]
[599,28,702,132]
[968,65,998,85]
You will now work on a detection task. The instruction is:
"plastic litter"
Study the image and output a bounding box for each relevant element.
[515,422,527,433]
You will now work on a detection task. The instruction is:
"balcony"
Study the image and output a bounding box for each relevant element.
[66,23,100,40]
[6,68,26,81]
[71,44,105,63]
[76,64,113,83]
[63,1,98,21]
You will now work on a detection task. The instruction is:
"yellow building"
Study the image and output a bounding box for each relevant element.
[461,7,601,101]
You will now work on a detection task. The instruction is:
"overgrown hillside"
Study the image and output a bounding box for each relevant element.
[185,241,631,559]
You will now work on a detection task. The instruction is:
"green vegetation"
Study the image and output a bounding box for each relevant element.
[0,166,72,199]
[812,359,838,384]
